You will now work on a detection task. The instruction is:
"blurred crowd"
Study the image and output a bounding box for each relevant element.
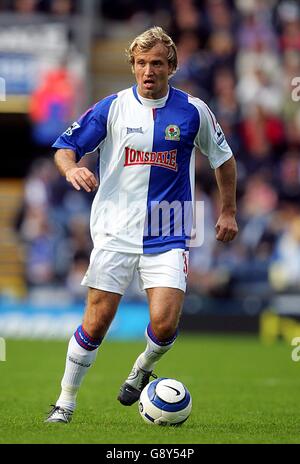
[0,0,76,14]
[14,0,300,307]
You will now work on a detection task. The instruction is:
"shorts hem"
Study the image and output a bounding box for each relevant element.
[142,282,186,293]
[81,280,124,296]
[93,242,143,254]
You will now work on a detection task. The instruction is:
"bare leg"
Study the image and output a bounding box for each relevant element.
[82,288,122,338]
[147,287,184,340]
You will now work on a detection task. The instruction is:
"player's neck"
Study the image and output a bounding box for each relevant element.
[137,86,169,108]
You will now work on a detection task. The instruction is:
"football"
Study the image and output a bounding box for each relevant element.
[138,377,192,426]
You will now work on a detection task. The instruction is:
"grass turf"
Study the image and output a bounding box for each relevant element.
[0,335,299,444]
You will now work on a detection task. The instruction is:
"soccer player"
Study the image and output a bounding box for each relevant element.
[45,27,238,423]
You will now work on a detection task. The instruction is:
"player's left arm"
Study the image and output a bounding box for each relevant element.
[191,98,238,242]
[214,156,238,242]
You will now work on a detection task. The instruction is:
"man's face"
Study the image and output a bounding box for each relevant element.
[133,43,173,99]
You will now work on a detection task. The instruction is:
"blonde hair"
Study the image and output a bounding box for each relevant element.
[126,26,178,76]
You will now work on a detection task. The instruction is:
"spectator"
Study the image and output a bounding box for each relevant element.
[13,0,38,13]
[29,64,78,146]
[270,215,300,291]
[278,1,300,51]
[205,0,235,34]
[50,0,74,15]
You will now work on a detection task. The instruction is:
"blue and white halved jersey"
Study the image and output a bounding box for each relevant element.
[53,85,233,254]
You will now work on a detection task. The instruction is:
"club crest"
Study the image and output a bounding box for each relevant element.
[165,125,180,141]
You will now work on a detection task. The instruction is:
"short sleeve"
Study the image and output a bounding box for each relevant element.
[192,98,233,169]
[52,94,117,161]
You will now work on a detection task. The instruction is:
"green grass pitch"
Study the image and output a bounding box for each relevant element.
[0,335,299,444]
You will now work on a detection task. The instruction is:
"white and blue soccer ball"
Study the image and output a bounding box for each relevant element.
[139,377,192,426]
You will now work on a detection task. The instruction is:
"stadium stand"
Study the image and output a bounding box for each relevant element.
[1,0,300,327]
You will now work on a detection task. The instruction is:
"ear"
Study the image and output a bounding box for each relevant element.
[168,63,174,77]
[131,60,136,75]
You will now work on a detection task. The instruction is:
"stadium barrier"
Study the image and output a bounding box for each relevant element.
[0,301,149,340]
[0,300,265,339]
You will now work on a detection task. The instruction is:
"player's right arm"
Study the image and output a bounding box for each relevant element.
[54,148,98,193]
[52,94,118,193]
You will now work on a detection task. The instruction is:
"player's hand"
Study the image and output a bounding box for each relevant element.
[65,167,99,192]
[215,212,238,242]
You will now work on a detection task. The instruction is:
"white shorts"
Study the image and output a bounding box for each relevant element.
[81,248,189,295]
